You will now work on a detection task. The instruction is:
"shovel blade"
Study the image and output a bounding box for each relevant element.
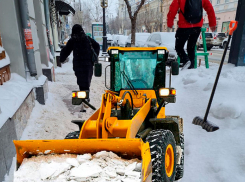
[193,116,219,132]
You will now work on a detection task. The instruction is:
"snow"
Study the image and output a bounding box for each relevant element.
[166,62,245,182]
[0,72,48,128]
[14,152,141,182]
[28,74,47,87]
[0,46,10,68]
[42,62,53,69]
[49,51,54,61]
[0,73,32,128]
[4,53,245,182]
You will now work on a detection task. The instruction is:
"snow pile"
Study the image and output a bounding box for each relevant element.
[14,151,141,182]
[166,62,245,182]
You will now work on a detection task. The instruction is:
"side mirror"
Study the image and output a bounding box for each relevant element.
[155,40,161,45]
[94,63,102,77]
[171,61,179,75]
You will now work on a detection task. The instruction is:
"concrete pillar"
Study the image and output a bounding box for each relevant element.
[33,0,55,81]
[33,0,50,67]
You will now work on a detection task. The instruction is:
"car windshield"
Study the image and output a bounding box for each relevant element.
[217,33,226,37]
[116,51,157,90]
[205,33,213,38]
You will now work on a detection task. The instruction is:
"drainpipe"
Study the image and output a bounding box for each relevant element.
[18,0,37,77]
[44,0,55,61]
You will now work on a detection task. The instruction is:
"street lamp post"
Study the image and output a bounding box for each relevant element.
[100,0,109,59]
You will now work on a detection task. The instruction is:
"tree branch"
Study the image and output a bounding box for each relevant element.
[133,0,146,18]
[124,0,133,20]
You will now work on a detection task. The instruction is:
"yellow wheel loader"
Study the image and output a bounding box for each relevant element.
[14,47,184,182]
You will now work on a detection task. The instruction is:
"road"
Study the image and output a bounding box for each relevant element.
[197,48,230,64]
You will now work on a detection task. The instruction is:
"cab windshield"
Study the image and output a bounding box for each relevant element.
[118,51,157,89]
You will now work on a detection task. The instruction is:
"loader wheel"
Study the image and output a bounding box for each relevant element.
[175,133,184,181]
[146,129,176,182]
[65,131,80,139]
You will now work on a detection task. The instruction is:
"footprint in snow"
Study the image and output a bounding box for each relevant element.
[203,83,213,91]
[182,77,197,85]
[210,102,242,119]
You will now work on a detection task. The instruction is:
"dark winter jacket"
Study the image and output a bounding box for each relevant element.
[60,25,100,71]
[167,0,216,29]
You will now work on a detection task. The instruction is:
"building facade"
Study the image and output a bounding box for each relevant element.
[203,0,238,33]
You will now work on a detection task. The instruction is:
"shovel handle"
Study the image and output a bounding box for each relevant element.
[229,21,238,35]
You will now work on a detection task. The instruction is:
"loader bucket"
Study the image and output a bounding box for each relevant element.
[13,138,152,181]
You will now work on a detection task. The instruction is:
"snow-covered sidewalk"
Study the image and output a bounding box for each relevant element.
[4,55,245,181]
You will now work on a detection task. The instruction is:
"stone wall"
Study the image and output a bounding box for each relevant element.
[0,90,35,181]
[12,91,35,139]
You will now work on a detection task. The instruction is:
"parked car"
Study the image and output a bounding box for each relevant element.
[118,35,128,47]
[144,32,186,61]
[222,37,232,49]
[113,35,126,47]
[197,32,214,50]
[212,32,227,47]
[107,34,113,47]
[125,33,150,47]
[112,34,121,46]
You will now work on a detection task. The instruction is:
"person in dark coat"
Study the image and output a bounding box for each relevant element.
[60,24,100,92]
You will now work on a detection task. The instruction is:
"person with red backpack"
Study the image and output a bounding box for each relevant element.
[167,0,216,69]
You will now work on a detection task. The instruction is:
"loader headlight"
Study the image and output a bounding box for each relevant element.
[159,88,176,103]
[77,91,87,99]
[72,91,89,105]
[158,50,165,54]
[111,50,118,54]
[159,88,170,96]
[72,91,89,99]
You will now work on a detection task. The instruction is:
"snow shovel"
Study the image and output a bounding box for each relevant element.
[193,21,238,132]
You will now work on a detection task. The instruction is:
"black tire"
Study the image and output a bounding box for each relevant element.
[65,131,80,139]
[207,46,212,51]
[223,42,227,49]
[175,133,184,181]
[146,129,177,182]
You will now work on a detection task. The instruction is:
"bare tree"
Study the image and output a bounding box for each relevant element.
[72,2,83,25]
[108,16,121,34]
[124,0,146,46]
[137,4,151,33]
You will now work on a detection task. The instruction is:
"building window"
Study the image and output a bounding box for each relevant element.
[217,0,220,4]
[225,0,229,3]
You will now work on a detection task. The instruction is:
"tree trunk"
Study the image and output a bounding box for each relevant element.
[131,18,136,47]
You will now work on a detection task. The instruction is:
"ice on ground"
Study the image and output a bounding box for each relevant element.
[14,151,141,182]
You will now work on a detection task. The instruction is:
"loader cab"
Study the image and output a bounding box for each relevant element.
[107,47,177,102]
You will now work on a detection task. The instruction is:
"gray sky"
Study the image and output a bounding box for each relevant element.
[71,0,119,17]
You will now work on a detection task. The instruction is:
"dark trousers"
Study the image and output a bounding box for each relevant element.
[175,27,201,69]
[74,65,93,91]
